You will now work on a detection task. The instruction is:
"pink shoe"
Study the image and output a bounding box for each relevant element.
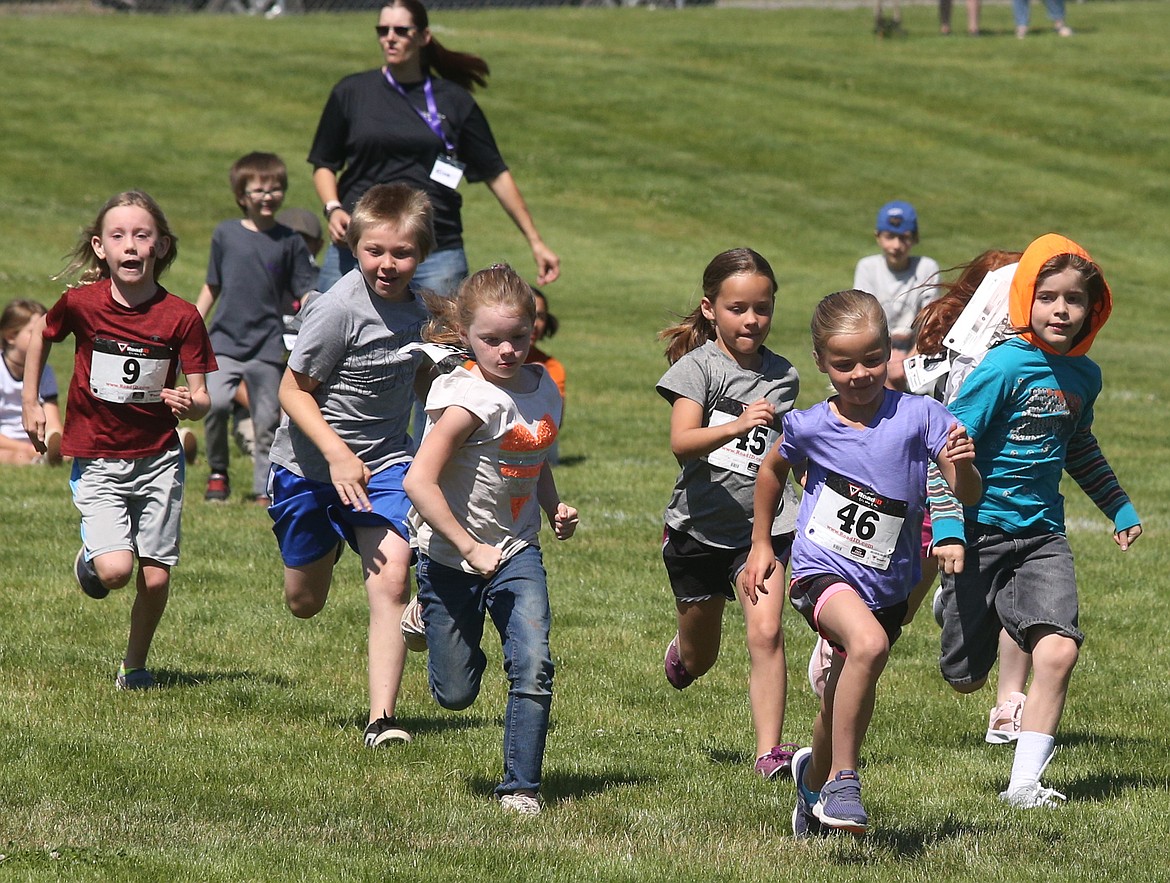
[754,743,801,780]
[807,636,835,698]
[986,691,1026,744]
[664,634,695,690]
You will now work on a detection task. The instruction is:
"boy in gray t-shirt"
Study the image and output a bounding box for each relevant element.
[195,152,316,504]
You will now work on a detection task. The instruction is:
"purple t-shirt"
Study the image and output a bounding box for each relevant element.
[780,390,953,609]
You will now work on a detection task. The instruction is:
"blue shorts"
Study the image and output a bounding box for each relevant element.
[268,462,413,567]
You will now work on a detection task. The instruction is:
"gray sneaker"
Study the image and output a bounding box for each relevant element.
[814,769,868,834]
[74,548,109,599]
[790,747,824,839]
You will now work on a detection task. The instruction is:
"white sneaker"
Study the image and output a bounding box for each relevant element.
[1000,780,1066,808]
[986,692,1026,744]
[932,585,945,627]
[500,793,541,815]
[401,596,428,652]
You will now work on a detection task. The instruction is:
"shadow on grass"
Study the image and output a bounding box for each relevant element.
[707,747,752,767]
[555,454,587,468]
[865,815,991,859]
[152,668,292,689]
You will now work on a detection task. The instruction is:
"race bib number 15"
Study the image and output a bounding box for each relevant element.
[703,397,776,477]
[89,337,174,404]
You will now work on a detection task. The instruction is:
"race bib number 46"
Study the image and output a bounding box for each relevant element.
[703,397,776,477]
[89,337,174,404]
[805,471,907,571]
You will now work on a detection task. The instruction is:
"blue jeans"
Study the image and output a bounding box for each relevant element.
[1012,0,1066,27]
[416,545,554,796]
[317,243,468,297]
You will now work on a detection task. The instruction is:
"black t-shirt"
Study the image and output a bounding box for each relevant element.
[308,69,509,251]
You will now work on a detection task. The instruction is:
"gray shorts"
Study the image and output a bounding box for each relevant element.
[938,527,1081,688]
[71,447,185,566]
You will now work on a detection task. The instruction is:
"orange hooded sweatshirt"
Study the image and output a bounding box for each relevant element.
[1008,233,1113,357]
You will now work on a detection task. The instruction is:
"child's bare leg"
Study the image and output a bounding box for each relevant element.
[903,556,938,623]
[1019,627,1077,735]
[817,591,890,777]
[996,629,1032,702]
[283,552,338,618]
[675,597,725,678]
[738,565,789,756]
[356,525,412,723]
[966,0,981,33]
[804,651,844,793]
[124,559,170,669]
[92,549,136,591]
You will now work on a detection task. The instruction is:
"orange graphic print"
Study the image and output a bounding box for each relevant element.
[499,414,558,521]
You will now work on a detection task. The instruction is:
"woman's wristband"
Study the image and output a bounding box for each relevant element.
[323,200,343,219]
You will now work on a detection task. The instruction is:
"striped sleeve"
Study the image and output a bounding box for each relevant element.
[1065,428,1140,532]
[927,460,966,547]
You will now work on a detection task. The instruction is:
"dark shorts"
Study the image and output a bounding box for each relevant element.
[268,462,413,567]
[789,573,907,653]
[662,525,794,603]
[938,527,1081,688]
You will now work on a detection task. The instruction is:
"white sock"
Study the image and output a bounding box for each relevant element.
[1008,731,1056,791]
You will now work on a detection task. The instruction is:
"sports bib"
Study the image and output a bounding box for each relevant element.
[703,397,776,477]
[89,337,174,404]
[805,470,906,571]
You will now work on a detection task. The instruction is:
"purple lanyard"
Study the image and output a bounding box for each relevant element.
[383,69,456,155]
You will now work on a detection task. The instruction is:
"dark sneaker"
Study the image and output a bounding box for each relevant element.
[116,666,156,691]
[205,473,230,502]
[74,548,109,599]
[814,769,868,834]
[791,747,823,838]
[755,743,801,780]
[664,634,695,690]
[363,715,412,747]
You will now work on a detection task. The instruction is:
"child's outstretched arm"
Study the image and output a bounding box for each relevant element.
[536,462,578,541]
[161,372,210,422]
[1065,427,1142,551]
[669,396,775,464]
[279,367,373,512]
[937,422,982,506]
[403,405,502,577]
[20,315,51,450]
[742,442,792,604]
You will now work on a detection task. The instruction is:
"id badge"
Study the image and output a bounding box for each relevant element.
[430,155,466,190]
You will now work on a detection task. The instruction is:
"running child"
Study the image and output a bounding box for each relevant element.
[744,289,980,835]
[936,234,1141,808]
[2,299,62,465]
[656,248,802,779]
[267,183,436,747]
[403,263,576,816]
[22,190,216,690]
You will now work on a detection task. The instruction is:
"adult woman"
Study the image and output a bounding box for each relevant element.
[309,0,560,295]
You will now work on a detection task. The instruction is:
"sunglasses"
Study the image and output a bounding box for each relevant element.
[375,25,416,38]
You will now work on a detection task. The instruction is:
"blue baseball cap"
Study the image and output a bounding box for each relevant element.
[875,200,918,235]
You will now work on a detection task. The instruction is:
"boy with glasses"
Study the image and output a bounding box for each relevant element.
[196,152,317,504]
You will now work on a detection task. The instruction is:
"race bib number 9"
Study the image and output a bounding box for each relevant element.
[89,337,174,404]
[703,397,776,477]
[805,471,907,571]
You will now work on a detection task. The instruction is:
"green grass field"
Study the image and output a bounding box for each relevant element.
[1,2,1168,879]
